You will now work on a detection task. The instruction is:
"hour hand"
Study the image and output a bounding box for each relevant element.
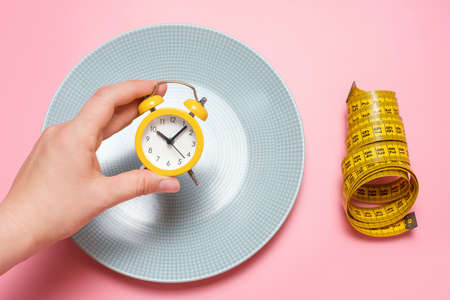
[156,131,171,144]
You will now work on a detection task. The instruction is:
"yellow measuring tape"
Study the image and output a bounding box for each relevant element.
[342,82,419,237]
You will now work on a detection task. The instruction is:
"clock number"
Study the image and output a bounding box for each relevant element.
[189,129,193,136]
[183,120,186,126]
[145,136,150,141]
[150,126,157,132]
[186,152,191,157]
[178,158,182,165]
[166,160,171,167]
[192,141,196,147]
[156,155,160,161]
[148,147,152,153]
[170,117,176,123]
[160,119,165,125]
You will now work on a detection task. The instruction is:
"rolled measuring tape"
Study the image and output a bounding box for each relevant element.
[341,82,419,237]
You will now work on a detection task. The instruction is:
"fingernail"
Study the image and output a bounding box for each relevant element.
[156,179,180,193]
[157,81,166,95]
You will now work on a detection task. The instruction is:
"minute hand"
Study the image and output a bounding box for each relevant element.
[169,125,187,144]
[171,144,185,159]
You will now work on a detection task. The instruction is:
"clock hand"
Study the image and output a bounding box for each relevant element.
[156,131,171,144]
[157,130,185,158]
[157,129,185,159]
[171,143,185,159]
[169,125,187,144]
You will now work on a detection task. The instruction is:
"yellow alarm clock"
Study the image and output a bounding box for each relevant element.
[135,80,208,185]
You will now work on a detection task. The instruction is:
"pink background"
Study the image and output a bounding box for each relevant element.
[1,0,449,299]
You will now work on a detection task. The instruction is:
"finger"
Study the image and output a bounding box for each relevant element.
[101,80,167,139]
[101,99,140,140]
[101,79,167,139]
[101,170,180,207]
[75,80,166,138]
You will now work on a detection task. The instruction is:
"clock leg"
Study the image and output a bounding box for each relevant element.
[188,170,199,186]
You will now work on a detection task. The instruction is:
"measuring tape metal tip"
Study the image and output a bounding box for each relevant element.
[346,81,358,103]
[404,212,418,230]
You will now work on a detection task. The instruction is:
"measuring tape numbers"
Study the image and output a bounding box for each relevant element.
[341,82,419,237]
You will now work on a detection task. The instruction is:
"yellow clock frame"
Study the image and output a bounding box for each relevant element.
[135,107,204,176]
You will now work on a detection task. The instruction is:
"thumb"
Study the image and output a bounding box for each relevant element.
[102,169,180,206]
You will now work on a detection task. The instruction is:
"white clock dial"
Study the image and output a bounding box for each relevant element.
[142,115,197,170]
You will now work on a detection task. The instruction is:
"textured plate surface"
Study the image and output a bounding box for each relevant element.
[43,24,305,282]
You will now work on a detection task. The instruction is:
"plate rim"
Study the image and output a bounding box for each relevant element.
[43,23,306,283]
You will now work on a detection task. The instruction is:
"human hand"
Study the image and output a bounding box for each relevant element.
[0,80,180,274]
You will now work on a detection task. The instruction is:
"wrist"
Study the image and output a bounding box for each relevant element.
[0,196,46,274]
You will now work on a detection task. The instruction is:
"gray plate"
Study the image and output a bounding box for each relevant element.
[43,24,305,282]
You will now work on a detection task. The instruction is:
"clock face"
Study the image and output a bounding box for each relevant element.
[141,114,198,170]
